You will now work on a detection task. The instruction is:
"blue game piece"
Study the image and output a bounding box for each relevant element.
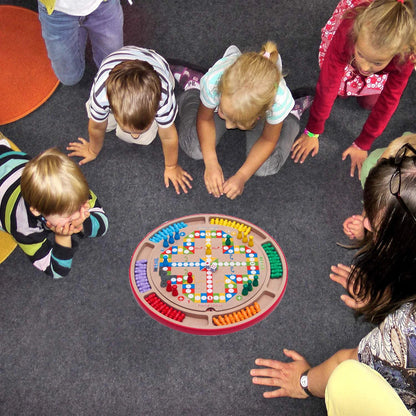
[163,238,169,248]
[174,231,180,240]
[169,234,175,244]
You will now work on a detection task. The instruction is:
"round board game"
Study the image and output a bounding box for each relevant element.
[129,214,288,335]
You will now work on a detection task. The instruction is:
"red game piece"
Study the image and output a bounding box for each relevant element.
[166,280,172,292]
[171,284,178,297]
[187,272,193,284]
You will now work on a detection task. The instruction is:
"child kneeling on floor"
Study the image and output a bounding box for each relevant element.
[0,135,108,278]
[172,41,312,200]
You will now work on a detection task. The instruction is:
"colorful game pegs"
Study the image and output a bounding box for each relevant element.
[248,235,254,247]
[171,284,178,297]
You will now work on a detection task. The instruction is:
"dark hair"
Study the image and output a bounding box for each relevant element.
[106,60,161,130]
[349,156,416,324]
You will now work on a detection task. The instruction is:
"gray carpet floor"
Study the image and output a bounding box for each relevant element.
[1,1,415,415]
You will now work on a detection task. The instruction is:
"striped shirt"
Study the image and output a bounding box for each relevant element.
[89,46,177,128]
[200,46,294,125]
[0,139,108,279]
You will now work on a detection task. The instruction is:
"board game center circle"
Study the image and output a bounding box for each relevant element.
[129,214,288,335]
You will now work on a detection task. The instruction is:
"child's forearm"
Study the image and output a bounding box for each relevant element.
[88,119,106,155]
[159,125,179,167]
[197,116,218,167]
[238,134,277,180]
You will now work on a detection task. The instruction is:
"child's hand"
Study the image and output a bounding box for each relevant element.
[291,133,319,163]
[343,214,365,240]
[164,165,193,194]
[67,138,98,165]
[342,145,367,179]
[329,263,367,309]
[251,350,311,399]
[204,161,224,198]
[223,173,246,200]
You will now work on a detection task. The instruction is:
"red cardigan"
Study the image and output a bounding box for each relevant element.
[306,17,414,150]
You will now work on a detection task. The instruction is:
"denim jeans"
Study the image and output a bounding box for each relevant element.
[38,0,123,85]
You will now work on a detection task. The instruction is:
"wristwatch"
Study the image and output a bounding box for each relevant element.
[300,369,313,397]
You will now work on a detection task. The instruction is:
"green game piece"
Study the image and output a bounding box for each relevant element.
[225,236,231,246]
[253,277,259,287]
[242,284,248,296]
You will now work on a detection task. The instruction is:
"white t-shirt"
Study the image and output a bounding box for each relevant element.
[54,0,103,16]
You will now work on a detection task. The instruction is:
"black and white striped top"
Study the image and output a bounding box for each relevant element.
[88,46,177,128]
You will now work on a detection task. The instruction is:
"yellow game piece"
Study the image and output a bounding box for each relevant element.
[219,218,224,225]
[248,235,254,247]
[215,217,219,225]
[238,223,245,231]
[231,221,236,228]
[241,225,247,233]
[237,230,242,240]
[242,234,248,243]
[245,226,251,235]
[210,218,215,224]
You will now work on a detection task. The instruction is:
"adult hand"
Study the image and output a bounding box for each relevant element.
[330,263,367,309]
[291,133,319,163]
[204,161,224,198]
[342,145,367,179]
[164,165,193,194]
[251,349,311,399]
[223,173,246,200]
[67,137,98,165]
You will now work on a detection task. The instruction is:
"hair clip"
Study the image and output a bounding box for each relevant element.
[397,0,405,3]
[263,51,271,59]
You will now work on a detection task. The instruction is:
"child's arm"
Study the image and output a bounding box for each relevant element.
[197,103,224,198]
[80,191,109,238]
[223,121,282,200]
[251,347,358,399]
[67,119,107,165]
[158,124,193,194]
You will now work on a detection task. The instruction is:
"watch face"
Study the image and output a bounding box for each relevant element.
[300,375,308,388]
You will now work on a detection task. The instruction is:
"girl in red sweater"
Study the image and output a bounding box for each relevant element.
[291,0,416,178]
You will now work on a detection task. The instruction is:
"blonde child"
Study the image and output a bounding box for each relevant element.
[0,136,108,278]
[291,0,416,179]
[343,132,416,239]
[171,42,313,200]
[67,46,193,195]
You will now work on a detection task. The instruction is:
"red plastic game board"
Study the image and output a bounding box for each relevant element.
[129,214,288,335]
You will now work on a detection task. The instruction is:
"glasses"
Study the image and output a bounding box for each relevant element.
[389,143,416,224]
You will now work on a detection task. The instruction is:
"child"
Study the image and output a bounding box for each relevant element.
[67,46,193,195]
[171,42,313,200]
[343,132,416,239]
[37,0,124,86]
[0,135,108,279]
[251,153,416,414]
[291,0,416,179]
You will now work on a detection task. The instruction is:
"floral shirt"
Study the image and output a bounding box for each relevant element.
[358,302,416,414]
